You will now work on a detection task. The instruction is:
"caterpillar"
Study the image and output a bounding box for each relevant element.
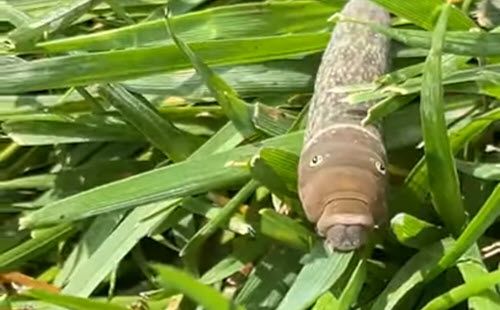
[297,0,391,251]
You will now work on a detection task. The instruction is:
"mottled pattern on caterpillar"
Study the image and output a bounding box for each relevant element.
[305,0,391,142]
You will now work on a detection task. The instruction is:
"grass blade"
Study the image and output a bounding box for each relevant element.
[153,264,245,310]
[235,246,303,310]
[179,180,258,257]
[19,131,303,228]
[0,224,77,272]
[0,33,329,94]
[2,118,143,146]
[276,243,354,310]
[61,201,179,296]
[338,259,367,310]
[370,238,455,310]
[419,2,465,235]
[259,209,314,252]
[421,269,500,310]
[98,83,201,161]
[60,118,249,296]
[433,183,500,276]
[33,1,339,53]
[456,159,500,181]
[164,9,257,138]
[372,0,475,30]
[7,0,103,47]
[390,213,446,249]
[21,289,128,310]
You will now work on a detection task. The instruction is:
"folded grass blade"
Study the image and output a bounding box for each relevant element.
[98,83,201,161]
[165,10,257,138]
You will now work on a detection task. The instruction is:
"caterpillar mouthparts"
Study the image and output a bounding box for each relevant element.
[325,224,368,252]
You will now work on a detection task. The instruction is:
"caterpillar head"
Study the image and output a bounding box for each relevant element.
[298,125,388,252]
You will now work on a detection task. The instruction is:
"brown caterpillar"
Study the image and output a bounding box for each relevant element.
[298,0,391,251]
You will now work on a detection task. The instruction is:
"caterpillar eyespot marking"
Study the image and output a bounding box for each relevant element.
[375,160,386,174]
[309,155,323,167]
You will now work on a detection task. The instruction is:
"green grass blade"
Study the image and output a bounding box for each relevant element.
[61,201,180,296]
[98,83,201,161]
[53,212,125,287]
[180,197,251,235]
[60,117,251,296]
[103,0,135,25]
[276,243,354,310]
[370,238,455,310]
[235,246,303,310]
[357,20,500,57]
[363,94,417,125]
[7,0,103,47]
[0,174,55,190]
[2,118,143,146]
[372,0,475,30]
[456,159,500,181]
[249,147,299,200]
[259,209,314,252]
[189,122,243,157]
[338,259,367,310]
[123,56,319,100]
[390,213,446,249]
[153,264,245,310]
[392,107,500,218]
[33,1,339,53]
[0,224,77,272]
[419,3,466,234]
[252,103,297,137]
[179,180,258,257]
[312,292,340,310]
[455,245,500,309]
[21,289,128,310]
[0,33,329,94]
[433,183,500,275]
[168,0,208,14]
[0,2,31,27]
[421,269,500,310]
[164,10,257,138]
[200,237,267,285]
[18,131,303,228]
